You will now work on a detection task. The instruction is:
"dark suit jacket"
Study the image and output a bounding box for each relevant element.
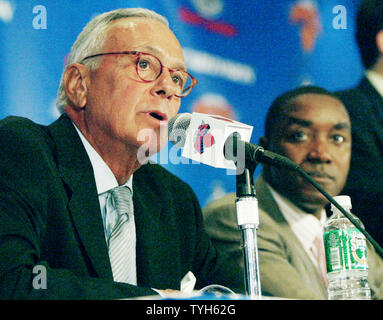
[0,114,235,299]
[336,77,383,249]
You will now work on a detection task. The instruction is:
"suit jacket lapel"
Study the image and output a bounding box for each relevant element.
[48,115,112,279]
[255,175,294,233]
[255,175,327,292]
[359,76,383,103]
[132,165,180,290]
[359,77,383,124]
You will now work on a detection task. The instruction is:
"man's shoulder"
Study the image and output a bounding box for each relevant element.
[0,116,60,191]
[0,115,53,149]
[0,115,44,131]
[336,85,365,104]
[202,190,284,235]
[0,115,51,140]
[202,192,237,227]
[335,77,378,105]
[335,78,383,126]
[203,193,236,213]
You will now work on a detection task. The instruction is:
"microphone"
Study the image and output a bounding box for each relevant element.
[168,112,192,149]
[223,132,300,171]
[168,113,383,257]
[168,113,299,171]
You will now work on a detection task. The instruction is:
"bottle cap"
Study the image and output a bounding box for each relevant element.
[332,195,352,210]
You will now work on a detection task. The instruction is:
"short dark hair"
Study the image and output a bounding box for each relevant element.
[356,0,383,69]
[264,85,339,139]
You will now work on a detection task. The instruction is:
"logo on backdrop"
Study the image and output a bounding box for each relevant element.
[289,0,322,52]
[0,0,14,23]
[191,0,223,19]
[183,48,256,85]
[191,93,237,120]
[194,121,215,154]
[178,0,237,37]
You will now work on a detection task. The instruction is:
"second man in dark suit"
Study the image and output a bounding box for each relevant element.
[336,0,383,248]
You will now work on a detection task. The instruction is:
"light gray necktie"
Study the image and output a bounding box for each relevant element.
[108,186,137,285]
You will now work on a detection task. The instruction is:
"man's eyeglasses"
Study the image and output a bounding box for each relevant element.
[81,51,198,98]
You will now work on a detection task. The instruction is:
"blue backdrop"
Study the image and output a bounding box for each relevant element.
[0,0,363,207]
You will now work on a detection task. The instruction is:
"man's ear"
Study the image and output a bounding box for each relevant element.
[63,63,90,109]
[376,30,383,56]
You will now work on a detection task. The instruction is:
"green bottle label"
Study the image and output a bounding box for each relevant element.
[323,228,368,273]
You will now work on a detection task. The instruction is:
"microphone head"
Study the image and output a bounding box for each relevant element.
[223,132,242,161]
[168,113,192,148]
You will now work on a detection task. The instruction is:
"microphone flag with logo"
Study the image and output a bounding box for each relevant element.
[180,112,253,170]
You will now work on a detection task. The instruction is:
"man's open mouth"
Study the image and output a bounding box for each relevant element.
[148,112,167,121]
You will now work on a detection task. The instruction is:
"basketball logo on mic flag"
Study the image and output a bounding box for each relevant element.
[194,121,215,154]
[182,112,253,170]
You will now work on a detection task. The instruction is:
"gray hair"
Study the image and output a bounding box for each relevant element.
[56,8,169,113]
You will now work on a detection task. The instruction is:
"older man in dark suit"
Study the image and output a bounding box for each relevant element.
[0,8,237,299]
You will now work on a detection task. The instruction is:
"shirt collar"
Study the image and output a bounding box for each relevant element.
[265,182,326,245]
[366,70,383,98]
[72,122,133,195]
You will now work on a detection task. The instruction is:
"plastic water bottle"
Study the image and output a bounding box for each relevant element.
[324,195,371,300]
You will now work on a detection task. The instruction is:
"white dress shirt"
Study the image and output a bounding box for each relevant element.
[366,70,383,98]
[72,123,133,244]
[266,183,327,273]
[73,123,196,294]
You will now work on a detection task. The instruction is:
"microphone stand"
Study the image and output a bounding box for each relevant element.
[235,163,262,299]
